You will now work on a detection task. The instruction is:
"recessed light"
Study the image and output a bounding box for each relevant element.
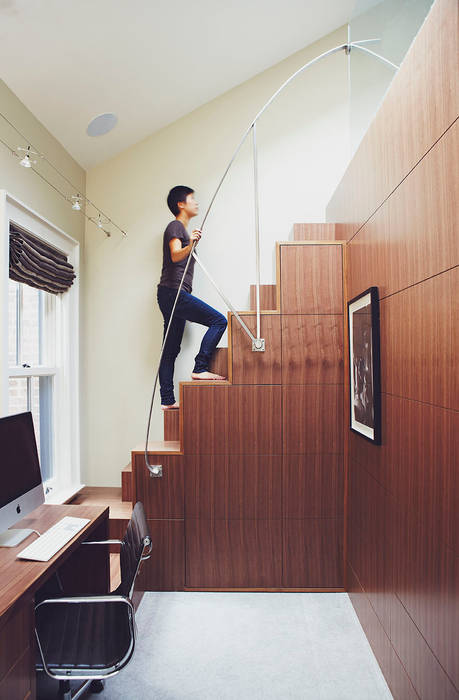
[86,113,118,137]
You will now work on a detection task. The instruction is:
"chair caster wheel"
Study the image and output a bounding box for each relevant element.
[90,679,105,693]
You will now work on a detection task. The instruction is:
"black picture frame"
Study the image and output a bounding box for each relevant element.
[348,286,381,444]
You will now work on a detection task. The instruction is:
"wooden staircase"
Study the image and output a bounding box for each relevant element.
[123,223,345,591]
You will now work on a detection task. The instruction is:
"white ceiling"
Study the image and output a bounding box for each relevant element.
[0,0,381,170]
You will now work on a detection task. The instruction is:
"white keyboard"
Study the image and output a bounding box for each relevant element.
[17,516,90,562]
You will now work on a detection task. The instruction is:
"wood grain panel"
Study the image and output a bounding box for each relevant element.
[283,454,343,519]
[163,409,180,440]
[326,0,459,231]
[0,646,32,700]
[350,395,455,555]
[185,519,282,588]
[348,460,393,633]
[293,223,336,241]
[281,315,344,384]
[380,268,457,411]
[283,385,343,454]
[0,601,31,686]
[133,454,184,518]
[347,120,459,300]
[280,243,343,314]
[137,520,184,591]
[185,455,281,519]
[208,347,229,378]
[393,499,459,691]
[231,313,281,384]
[283,519,343,588]
[249,284,277,310]
[347,563,418,700]
[183,385,282,454]
[121,462,132,502]
[390,587,458,700]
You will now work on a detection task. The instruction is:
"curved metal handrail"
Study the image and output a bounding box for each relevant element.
[145,40,398,473]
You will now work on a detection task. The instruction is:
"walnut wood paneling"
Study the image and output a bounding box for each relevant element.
[347,121,459,300]
[293,223,336,240]
[350,395,456,555]
[281,315,344,384]
[121,462,132,502]
[349,456,459,696]
[185,519,282,588]
[283,454,343,519]
[231,313,281,384]
[347,563,418,700]
[0,646,33,700]
[183,385,282,454]
[249,284,277,310]
[283,385,343,455]
[185,455,281,519]
[163,409,180,440]
[0,601,31,686]
[280,243,343,314]
[133,454,184,518]
[283,519,343,588]
[137,520,184,591]
[327,0,459,231]
[208,347,229,378]
[380,268,457,411]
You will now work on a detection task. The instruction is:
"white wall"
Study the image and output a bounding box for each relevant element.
[83,25,352,486]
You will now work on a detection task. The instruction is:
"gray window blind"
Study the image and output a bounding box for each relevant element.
[9,224,75,294]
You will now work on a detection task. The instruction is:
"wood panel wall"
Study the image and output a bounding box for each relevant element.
[326,1,459,697]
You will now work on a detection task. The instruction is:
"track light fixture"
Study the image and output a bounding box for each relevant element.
[89,214,111,237]
[17,145,39,168]
[71,195,82,211]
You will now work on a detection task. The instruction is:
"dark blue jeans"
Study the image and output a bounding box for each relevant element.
[157,285,227,405]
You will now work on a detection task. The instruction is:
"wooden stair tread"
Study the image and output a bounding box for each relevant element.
[71,486,132,520]
[131,440,182,454]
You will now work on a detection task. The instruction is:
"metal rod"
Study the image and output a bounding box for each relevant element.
[252,123,261,341]
[192,251,257,344]
[144,240,197,473]
[349,43,399,70]
[200,43,349,230]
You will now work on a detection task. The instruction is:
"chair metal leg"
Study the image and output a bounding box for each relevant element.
[90,679,105,693]
[59,679,72,700]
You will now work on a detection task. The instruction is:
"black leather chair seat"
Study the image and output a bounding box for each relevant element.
[35,599,133,671]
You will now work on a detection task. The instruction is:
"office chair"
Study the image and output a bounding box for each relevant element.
[35,501,152,700]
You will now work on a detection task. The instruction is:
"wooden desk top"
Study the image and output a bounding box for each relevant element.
[0,503,108,619]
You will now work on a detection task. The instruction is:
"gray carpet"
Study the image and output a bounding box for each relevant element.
[94,592,392,700]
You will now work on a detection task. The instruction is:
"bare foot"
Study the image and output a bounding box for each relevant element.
[161,402,179,410]
[191,371,226,381]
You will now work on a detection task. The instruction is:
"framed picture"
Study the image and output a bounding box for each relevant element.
[348,287,381,444]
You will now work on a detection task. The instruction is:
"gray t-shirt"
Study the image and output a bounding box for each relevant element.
[159,220,195,293]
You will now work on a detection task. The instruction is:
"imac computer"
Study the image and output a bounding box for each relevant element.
[0,411,45,547]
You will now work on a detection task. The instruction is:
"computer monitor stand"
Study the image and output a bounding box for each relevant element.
[0,528,35,547]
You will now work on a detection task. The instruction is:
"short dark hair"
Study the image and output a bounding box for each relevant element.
[167,185,194,216]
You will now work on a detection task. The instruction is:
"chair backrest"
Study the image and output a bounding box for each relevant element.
[115,501,151,598]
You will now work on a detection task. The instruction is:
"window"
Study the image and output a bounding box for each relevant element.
[2,191,81,503]
[8,279,56,488]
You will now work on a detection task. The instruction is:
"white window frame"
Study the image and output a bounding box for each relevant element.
[0,190,82,503]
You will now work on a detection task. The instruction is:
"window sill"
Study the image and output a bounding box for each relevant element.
[45,483,85,505]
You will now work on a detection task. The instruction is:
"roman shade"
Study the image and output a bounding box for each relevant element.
[9,224,75,294]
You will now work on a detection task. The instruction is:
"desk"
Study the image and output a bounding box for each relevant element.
[0,504,109,700]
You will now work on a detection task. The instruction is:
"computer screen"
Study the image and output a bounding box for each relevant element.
[0,412,43,508]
